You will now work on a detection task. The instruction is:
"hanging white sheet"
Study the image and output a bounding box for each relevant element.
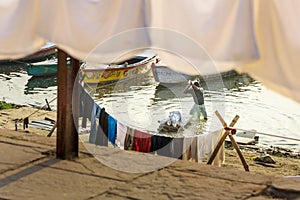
[0,0,299,103]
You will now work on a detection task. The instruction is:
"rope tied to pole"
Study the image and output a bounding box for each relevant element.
[224,127,237,135]
[230,127,300,142]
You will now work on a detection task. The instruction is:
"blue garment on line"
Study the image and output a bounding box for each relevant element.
[107,115,117,146]
[89,102,101,144]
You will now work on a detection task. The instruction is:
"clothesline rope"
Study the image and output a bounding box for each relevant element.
[27,97,57,118]
[230,127,300,142]
[82,86,300,143]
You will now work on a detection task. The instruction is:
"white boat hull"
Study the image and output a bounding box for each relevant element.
[152,65,192,84]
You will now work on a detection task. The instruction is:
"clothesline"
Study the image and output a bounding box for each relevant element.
[231,127,300,142]
[84,84,300,143]
[79,84,225,166]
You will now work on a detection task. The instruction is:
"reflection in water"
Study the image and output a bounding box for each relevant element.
[25,75,57,94]
[88,73,155,97]
[0,63,57,109]
[97,72,254,132]
[0,63,27,74]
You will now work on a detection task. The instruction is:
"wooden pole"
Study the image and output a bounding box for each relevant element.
[45,99,52,111]
[47,123,57,137]
[56,49,67,159]
[207,111,231,164]
[207,111,249,172]
[56,49,79,160]
[70,57,80,130]
[225,115,249,172]
[207,112,239,164]
[207,129,229,164]
[228,134,249,171]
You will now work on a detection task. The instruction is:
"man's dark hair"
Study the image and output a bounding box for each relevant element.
[193,81,200,87]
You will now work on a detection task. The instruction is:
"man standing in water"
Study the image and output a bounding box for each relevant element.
[184,80,208,121]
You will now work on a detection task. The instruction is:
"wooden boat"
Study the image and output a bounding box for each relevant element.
[25,74,57,94]
[0,42,57,65]
[26,59,59,76]
[151,62,194,84]
[152,62,239,84]
[18,42,57,63]
[81,54,157,84]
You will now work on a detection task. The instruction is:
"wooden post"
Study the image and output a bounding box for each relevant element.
[45,98,52,111]
[69,56,79,155]
[56,49,79,160]
[207,111,249,172]
[207,129,230,164]
[207,112,239,164]
[56,49,67,159]
[70,57,80,130]
[228,134,249,171]
[47,123,57,137]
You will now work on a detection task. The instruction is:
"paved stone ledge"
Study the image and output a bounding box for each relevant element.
[0,129,299,200]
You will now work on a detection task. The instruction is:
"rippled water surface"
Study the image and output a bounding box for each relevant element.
[0,64,57,109]
[92,73,300,152]
[1,64,300,151]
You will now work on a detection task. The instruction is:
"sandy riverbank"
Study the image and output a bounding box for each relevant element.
[0,105,299,177]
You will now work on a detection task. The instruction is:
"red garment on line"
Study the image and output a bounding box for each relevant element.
[133,130,152,153]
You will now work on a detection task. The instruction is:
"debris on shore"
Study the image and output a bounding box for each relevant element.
[225,142,300,159]
[254,154,276,167]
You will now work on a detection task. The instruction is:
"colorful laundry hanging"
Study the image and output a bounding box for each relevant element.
[116,121,127,150]
[23,117,29,129]
[133,130,152,153]
[95,108,108,146]
[79,85,94,128]
[197,130,225,166]
[107,115,117,146]
[150,135,173,157]
[183,137,198,162]
[89,102,101,144]
[169,137,184,159]
[124,127,135,151]
[81,86,224,166]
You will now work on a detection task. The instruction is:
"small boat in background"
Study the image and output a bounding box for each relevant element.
[81,54,158,84]
[152,61,239,84]
[0,42,57,65]
[18,42,57,63]
[225,130,259,145]
[151,62,194,84]
[26,59,59,77]
[25,74,57,94]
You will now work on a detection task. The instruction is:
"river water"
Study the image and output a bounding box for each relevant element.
[1,63,300,152]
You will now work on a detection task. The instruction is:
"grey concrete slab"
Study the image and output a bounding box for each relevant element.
[0,137,50,173]
[0,129,299,200]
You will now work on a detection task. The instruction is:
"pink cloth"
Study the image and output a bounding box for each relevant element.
[133,130,152,153]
